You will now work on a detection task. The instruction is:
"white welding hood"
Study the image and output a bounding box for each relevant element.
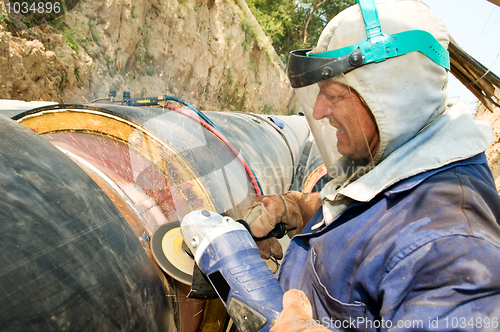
[287,0,493,223]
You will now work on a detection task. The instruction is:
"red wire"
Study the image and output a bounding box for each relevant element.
[166,104,262,196]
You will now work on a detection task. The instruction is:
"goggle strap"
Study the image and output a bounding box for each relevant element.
[357,0,383,40]
[308,30,450,70]
[309,0,450,70]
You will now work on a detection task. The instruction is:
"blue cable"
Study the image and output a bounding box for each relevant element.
[163,96,264,195]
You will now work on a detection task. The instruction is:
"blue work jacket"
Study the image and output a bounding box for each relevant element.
[278,153,500,331]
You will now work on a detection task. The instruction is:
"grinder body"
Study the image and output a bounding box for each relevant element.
[181,210,284,332]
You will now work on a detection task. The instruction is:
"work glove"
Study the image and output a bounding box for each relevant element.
[271,289,330,332]
[243,191,322,259]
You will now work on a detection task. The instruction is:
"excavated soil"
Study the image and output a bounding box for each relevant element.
[0,0,297,114]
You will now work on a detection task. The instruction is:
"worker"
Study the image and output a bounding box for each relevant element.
[244,0,500,330]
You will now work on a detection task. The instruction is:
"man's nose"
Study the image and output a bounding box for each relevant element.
[312,93,332,120]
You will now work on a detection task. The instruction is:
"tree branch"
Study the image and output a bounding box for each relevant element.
[302,0,328,45]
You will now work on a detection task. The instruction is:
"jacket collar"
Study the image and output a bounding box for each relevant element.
[320,102,492,224]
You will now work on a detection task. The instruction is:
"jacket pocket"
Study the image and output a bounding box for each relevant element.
[309,248,370,332]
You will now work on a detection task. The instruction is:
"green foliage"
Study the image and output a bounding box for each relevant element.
[0,13,14,30]
[61,27,85,54]
[260,104,273,114]
[46,19,85,55]
[22,20,31,30]
[226,67,234,84]
[238,14,257,52]
[178,0,188,10]
[88,22,100,41]
[245,0,354,64]
[0,12,31,32]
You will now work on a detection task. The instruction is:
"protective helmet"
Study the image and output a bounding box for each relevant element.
[288,0,450,175]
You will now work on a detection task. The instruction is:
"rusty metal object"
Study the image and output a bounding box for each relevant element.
[16,108,216,219]
[300,141,330,193]
[302,165,328,193]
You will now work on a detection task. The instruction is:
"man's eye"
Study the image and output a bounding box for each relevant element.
[327,94,344,103]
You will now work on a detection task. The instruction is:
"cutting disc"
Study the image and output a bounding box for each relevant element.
[151,221,194,285]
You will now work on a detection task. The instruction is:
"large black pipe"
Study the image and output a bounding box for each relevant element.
[0,99,320,332]
[0,115,173,331]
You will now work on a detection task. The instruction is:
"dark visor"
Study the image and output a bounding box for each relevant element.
[287,48,365,88]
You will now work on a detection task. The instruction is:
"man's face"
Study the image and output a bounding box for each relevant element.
[313,81,379,161]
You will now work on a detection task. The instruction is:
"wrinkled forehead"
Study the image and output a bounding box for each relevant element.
[318,79,367,104]
[318,80,343,91]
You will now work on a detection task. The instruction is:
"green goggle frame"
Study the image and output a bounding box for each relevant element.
[309,0,449,68]
[287,0,450,88]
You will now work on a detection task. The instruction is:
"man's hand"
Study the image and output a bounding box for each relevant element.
[271,289,330,332]
[243,191,321,259]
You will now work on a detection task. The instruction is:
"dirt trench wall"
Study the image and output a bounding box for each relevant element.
[0,0,298,114]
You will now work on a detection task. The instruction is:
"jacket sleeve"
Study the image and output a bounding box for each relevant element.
[379,235,500,331]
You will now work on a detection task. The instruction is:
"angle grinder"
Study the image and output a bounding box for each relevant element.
[151,210,286,332]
